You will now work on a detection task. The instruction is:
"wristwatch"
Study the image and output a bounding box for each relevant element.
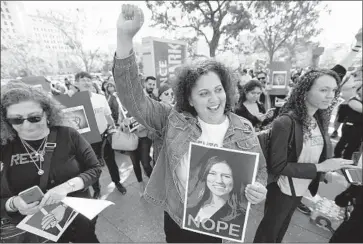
[66,180,76,192]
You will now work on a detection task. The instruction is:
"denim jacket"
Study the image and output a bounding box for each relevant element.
[112,53,267,226]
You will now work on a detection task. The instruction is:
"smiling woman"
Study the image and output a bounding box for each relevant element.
[112,4,268,243]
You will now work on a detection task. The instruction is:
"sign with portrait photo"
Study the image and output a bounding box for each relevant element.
[271,71,287,88]
[62,105,91,134]
[182,143,259,242]
[55,92,101,144]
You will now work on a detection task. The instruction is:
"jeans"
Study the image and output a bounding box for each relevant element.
[128,137,153,182]
[92,137,121,192]
[163,211,222,243]
[254,183,302,243]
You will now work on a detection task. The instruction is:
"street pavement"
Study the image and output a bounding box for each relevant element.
[93,110,345,243]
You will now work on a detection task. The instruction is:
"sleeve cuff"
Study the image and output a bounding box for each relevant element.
[113,52,137,69]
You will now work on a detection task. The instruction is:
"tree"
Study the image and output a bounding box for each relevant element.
[251,1,329,63]
[145,1,254,57]
[1,35,54,78]
[37,8,108,72]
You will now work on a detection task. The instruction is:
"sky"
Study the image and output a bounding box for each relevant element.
[22,1,362,52]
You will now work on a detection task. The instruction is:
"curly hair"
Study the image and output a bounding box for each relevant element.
[196,156,246,222]
[174,59,236,115]
[279,69,341,139]
[1,82,73,145]
[238,79,263,105]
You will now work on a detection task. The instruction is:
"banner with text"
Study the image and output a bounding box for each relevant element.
[153,40,187,87]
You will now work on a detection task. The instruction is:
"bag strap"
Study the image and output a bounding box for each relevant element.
[39,128,57,191]
[282,112,297,197]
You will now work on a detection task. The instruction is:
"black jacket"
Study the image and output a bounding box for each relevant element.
[0,126,102,223]
[267,112,332,196]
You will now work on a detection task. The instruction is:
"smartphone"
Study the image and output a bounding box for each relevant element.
[18,185,44,204]
[352,152,362,166]
[343,169,362,184]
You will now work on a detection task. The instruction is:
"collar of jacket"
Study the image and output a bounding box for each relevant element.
[177,110,254,139]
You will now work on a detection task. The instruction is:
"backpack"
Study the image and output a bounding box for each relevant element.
[257,113,295,163]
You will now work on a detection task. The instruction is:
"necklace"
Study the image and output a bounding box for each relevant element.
[22,138,47,162]
[20,137,47,175]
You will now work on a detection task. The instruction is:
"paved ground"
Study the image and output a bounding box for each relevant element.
[93,152,343,243]
[92,110,346,243]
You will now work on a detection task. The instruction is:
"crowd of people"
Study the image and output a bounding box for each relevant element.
[1,4,362,243]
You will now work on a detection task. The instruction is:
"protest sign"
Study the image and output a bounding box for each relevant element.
[21,76,52,92]
[142,37,187,88]
[182,143,259,242]
[55,92,101,144]
[266,62,291,96]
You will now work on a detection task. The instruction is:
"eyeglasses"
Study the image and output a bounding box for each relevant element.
[257,77,266,80]
[7,113,44,125]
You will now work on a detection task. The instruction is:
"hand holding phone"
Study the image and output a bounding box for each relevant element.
[12,196,41,216]
[18,185,44,204]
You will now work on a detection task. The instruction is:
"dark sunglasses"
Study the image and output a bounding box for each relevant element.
[257,77,266,80]
[163,92,173,96]
[7,113,44,125]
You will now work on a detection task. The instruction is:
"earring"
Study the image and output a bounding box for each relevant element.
[198,186,205,199]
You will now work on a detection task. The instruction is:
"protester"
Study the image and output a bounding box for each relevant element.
[254,35,362,241]
[158,84,174,105]
[143,76,158,100]
[112,5,267,243]
[334,84,363,159]
[74,72,127,199]
[235,80,275,131]
[0,82,101,243]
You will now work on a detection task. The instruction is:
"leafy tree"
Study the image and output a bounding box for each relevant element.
[251,1,329,63]
[1,35,53,78]
[145,0,254,57]
[37,8,108,72]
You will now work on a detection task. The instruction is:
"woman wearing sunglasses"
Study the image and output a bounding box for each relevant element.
[158,84,174,105]
[0,82,102,243]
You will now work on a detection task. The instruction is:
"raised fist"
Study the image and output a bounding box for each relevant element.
[117,4,144,40]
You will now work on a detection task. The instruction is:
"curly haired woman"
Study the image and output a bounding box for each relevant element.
[253,67,361,243]
[0,82,101,242]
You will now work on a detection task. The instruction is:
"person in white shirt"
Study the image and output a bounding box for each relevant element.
[74,72,127,199]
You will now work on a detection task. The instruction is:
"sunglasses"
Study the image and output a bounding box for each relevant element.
[163,92,173,96]
[7,113,44,125]
[257,77,266,80]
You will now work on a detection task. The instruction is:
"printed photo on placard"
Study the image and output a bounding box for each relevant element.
[62,106,91,134]
[182,143,259,242]
[272,71,287,88]
[17,203,78,242]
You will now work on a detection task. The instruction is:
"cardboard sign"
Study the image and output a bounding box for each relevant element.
[142,37,187,88]
[21,76,52,92]
[55,92,101,144]
[266,62,291,96]
[182,143,259,242]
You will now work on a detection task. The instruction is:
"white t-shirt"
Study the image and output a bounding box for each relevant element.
[90,93,112,134]
[278,125,324,196]
[175,117,229,201]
